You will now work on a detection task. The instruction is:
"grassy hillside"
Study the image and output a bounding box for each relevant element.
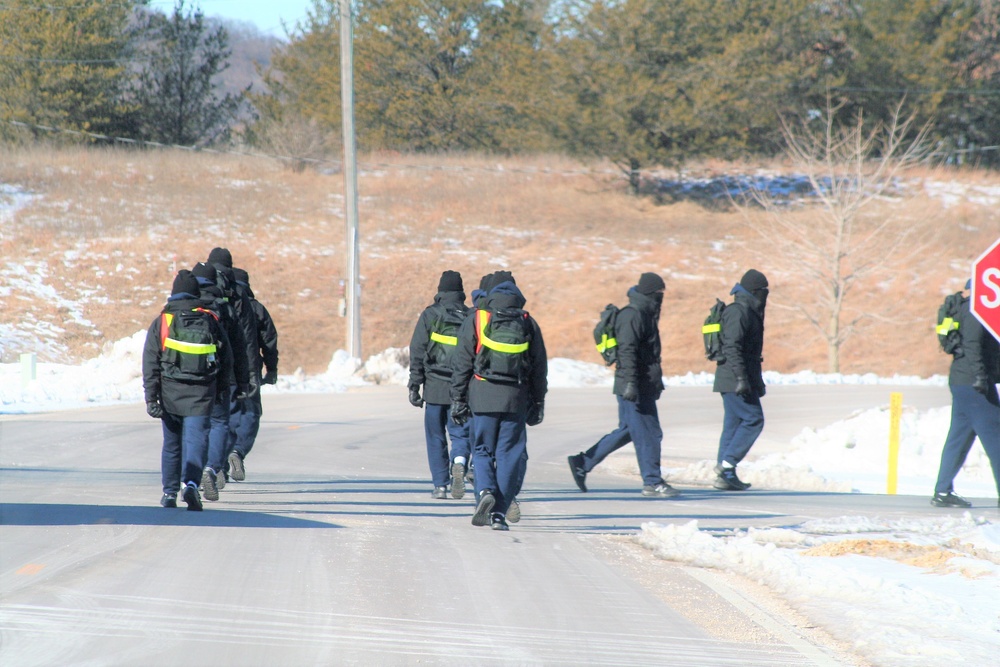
[1,146,996,379]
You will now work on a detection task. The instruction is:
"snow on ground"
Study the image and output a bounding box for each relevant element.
[2,332,998,666]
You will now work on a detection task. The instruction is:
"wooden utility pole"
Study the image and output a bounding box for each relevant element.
[340,0,361,359]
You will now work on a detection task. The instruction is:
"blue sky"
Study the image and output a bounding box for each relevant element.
[157,1,318,36]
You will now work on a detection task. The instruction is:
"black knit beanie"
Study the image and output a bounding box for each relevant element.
[234,268,250,285]
[491,270,515,287]
[192,262,216,282]
[636,272,666,295]
[437,270,463,292]
[171,269,200,296]
[740,269,768,292]
[207,247,233,268]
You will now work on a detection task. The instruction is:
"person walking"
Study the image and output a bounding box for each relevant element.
[192,261,249,502]
[206,248,259,483]
[230,267,279,472]
[567,272,678,498]
[711,269,768,491]
[408,270,472,499]
[451,274,547,531]
[143,269,232,511]
[932,280,1000,508]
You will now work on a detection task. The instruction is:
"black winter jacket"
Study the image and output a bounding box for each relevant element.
[408,291,468,405]
[712,285,766,396]
[231,281,263,384]
[450,282,547,414]
[613,288,664,400]
[238,280,279,376]
[142,295,233,417]
[195,278,249,388]
[950,296,1000,390]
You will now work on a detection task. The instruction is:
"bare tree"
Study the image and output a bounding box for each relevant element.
[741,99,931,373]
[247,109,339,173]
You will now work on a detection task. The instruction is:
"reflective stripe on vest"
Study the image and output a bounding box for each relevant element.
[936,318,959,336]
[702,323,721,334]
[476,309,529,354]
[430,331,458,346]
[596,334,617,355]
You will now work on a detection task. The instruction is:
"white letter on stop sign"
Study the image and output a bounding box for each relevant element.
[982,267,1000,308]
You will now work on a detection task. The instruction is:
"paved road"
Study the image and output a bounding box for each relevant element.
[0,384,953,665]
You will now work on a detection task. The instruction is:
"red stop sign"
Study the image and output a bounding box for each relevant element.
[972,237,1000,342]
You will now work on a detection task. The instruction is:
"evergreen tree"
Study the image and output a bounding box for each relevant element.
[257,0,557,153]
[125,0,243,146]
[0,0,139,141]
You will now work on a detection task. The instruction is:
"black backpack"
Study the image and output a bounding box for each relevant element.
[425,303,468,379]
[702,298,727,362]
[473,307,531,384]
[160,308,219,382]
[593,304,620,366]
[936,292,964,356]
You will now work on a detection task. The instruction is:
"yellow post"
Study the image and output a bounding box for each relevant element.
[887,392,903,494]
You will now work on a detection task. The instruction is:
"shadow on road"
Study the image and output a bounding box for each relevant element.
[0,503,341,529]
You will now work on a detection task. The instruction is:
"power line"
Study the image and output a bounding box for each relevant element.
[7,118,999,174]
[3,118,623,177]
[830,85,1000,97]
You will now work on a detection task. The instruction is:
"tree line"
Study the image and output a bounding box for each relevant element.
[3,0,999,170]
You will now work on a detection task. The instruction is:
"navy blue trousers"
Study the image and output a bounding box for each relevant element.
[161,412,210,494]
[472,411,527,515]
[226,386,247,464]
[206,384,232,473]
[234,390,263,459]
[934,384,1000,495]
[424,403,471,486]
[717,392,764,467]
[582,394,663,487]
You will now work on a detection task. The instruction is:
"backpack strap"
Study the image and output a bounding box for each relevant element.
[160,312,172,351]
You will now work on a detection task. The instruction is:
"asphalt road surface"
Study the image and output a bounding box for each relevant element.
[0,384,954,666]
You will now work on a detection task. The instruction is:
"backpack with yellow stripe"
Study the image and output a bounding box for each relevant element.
[593,304,620,366]
[702,298,728,362]
[936,291,964,356]
[159,308,220,382]
[473,307,531,384]
[425,303,468,380]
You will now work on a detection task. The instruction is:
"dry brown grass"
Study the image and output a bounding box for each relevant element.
[1,145,997,377]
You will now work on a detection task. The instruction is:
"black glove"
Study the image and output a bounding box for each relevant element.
[263,369,278,385]
[146,400,163,419]
[235,383,249,401]
[735,377,751,398]
[526,401,544,426]
[973,375,990,395]
[451,401,471,426]
[408,384,424,408]
[622,381,639,402]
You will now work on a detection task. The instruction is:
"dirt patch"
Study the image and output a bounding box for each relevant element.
[803,539,958,569]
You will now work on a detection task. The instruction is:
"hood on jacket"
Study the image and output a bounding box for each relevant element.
[485,281,526,309]
[434,290,466,306]
[626,286,662,314]
[730,283,767,312]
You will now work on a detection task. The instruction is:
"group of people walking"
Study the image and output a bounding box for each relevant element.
[408,268,772,530]
[142,248,279,511]
[143,257,1000,517]
[408,271,547,531]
